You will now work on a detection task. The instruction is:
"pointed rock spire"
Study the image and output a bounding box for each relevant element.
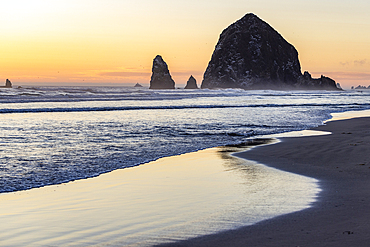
[149,55,175,89]
[184,75,198,89]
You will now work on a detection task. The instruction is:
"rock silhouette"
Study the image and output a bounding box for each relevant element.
[1,79,12,88]
[149,55,175,89]
[298,72,338,90]
[355,85,370,90]
[201,13,339,90]
[184,75,198,89]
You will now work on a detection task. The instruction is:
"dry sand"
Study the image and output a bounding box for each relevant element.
[160,117,370,247]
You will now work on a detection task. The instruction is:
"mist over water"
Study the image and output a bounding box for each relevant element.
[1,87,370,193]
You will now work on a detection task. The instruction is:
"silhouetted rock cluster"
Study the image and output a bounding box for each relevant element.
[353,85,370,90]
[184,75,198,89]
[1,79,12,88]
[201,13,339,90]
[149,55,175,89]
[297,72,338,90]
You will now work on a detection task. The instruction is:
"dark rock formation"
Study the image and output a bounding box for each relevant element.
[5,79,12,88]
[184,75,198,89]
[149,55,175,89]
[296,72,338,90]
[201,13,339,90]
[1,79,12,88]
[134,83,143,88]
[355,85,370,90]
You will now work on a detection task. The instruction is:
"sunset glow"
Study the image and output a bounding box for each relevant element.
[1,0,369,88]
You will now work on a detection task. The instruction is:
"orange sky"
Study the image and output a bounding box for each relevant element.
[1,0,369,89]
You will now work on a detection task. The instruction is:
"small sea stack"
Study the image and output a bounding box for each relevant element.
[184,75,198,89]
[149,55,175,89]
[1,79,12,88]
[134,83,143,88]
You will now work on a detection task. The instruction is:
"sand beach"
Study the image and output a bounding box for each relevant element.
[2,1,370,246]
[0,138,318,246]
[162,116,370,246]
[1,111,370,246]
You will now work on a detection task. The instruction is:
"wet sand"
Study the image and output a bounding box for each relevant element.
[162,117,370,247]
[0,142,319,246]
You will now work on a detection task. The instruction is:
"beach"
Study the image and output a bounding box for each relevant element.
[0,139,319,246]
[2,0,370,245]
[162,116,370,246]
[1,87,370,246]
[2,115,369,246]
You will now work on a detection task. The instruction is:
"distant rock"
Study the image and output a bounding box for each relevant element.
[355,85,370,90]
[5,79,12,88]
[0,79,12,88]
[201,13,339,90]
[134,83,143,88]
[149,55,175,89]
[184,75,198,89]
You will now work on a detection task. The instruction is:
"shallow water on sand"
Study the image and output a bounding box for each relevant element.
[328,109,370,122]
[0,144,320,246]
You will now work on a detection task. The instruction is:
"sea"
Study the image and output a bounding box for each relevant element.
[1,86,370,193]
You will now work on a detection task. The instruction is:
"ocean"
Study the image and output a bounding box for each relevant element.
[1,86,370,245]
[1,86,370,193]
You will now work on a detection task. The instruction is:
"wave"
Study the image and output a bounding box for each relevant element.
[0,102,369,114]
[1,87,370,105]
[18,93,44,96]
[1,88,370,193]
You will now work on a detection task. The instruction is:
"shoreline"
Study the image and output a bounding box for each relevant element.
[1,110,370,246]
[159,116,370,246]
[0,139,319,246]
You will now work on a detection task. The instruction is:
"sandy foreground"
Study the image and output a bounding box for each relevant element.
[159,117,370,247]
[0,133,318,246]
[1,113,369,246]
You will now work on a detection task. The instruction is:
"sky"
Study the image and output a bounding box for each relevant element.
[0,0,369,89]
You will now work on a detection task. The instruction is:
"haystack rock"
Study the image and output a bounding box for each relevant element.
[149,55,175,89]
[201,13,339,90]
[184,75,198,89]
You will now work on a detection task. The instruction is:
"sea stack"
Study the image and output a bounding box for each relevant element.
[149,55,175,89]
[184,75,198,89]
[201,13,339,90]
[4,79,12,88]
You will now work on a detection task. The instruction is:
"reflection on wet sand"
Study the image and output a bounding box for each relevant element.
[217,139,277,184]
[0,141,319,246]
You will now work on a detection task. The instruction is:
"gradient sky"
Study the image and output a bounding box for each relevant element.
[1,0,369,88]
